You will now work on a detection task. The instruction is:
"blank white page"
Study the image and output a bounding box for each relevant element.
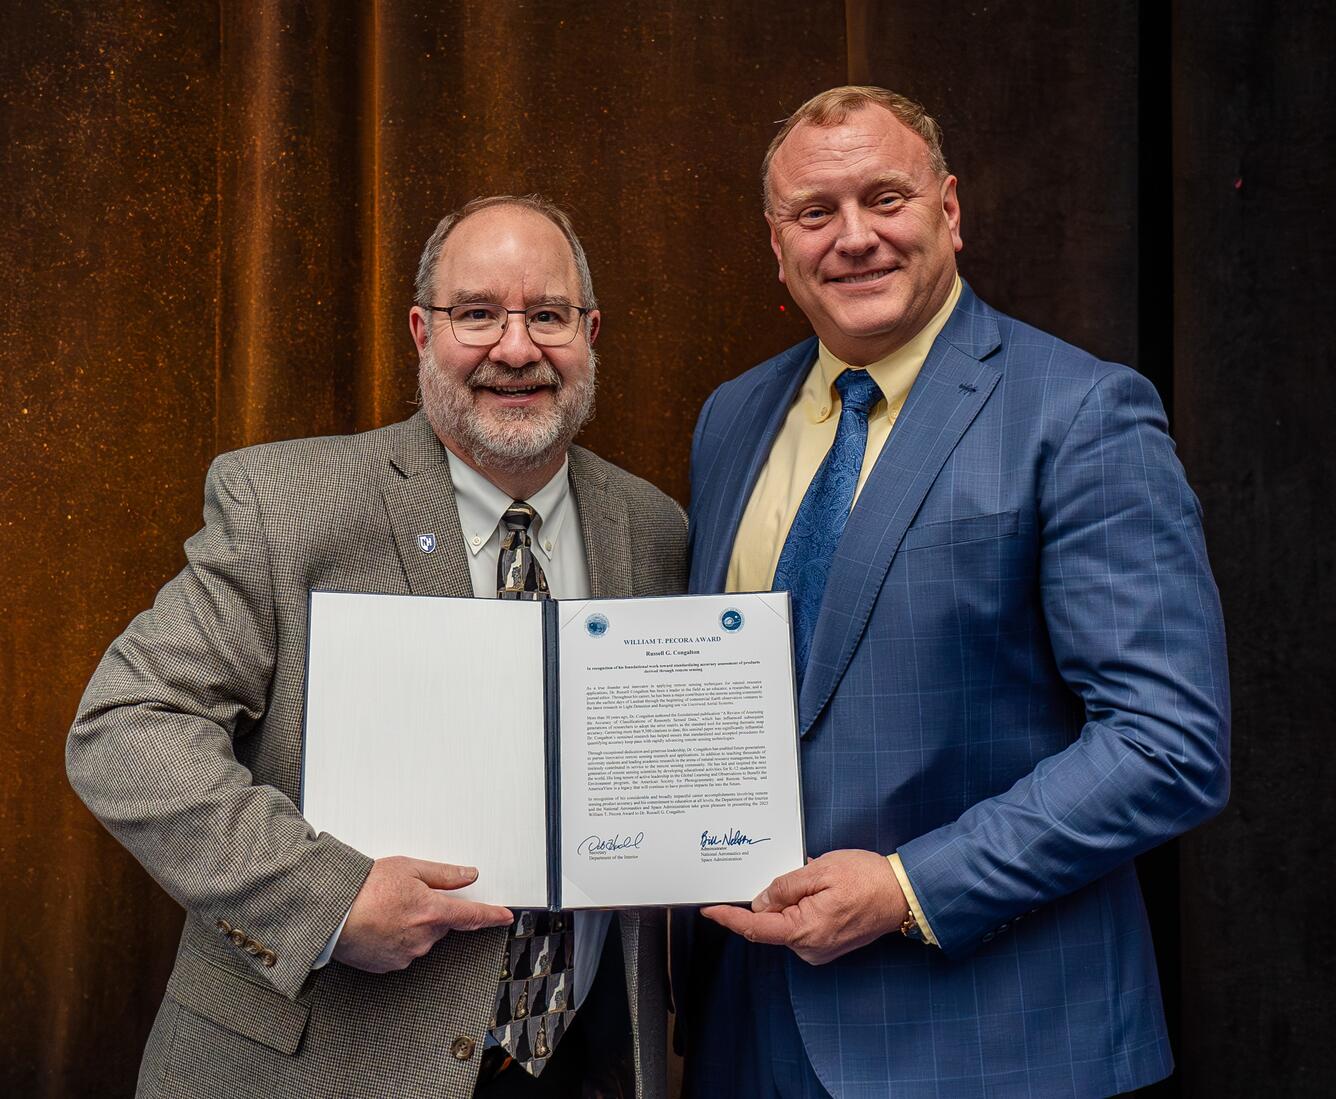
[303,591,549,907]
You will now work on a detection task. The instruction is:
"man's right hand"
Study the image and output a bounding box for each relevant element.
[331,855,514,974]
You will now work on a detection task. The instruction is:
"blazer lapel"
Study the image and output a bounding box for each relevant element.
[696,338,817,593]
[568,446,630,598]
[381,412,475,598]
[798,290,1003,734]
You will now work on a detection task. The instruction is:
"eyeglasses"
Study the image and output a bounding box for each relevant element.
[423,302,592,348]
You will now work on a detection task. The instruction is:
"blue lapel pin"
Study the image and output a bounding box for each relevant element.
[418,533,437,554]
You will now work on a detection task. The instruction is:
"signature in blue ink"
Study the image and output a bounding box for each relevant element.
[700,828,772,849]
[577,831,645,856]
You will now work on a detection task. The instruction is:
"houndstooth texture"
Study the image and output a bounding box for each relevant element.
[68,411,685,1099]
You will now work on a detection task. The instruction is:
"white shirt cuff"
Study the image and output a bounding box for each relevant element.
[312,906,353,969]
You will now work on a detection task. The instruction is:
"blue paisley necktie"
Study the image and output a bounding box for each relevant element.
[772,368,884,685]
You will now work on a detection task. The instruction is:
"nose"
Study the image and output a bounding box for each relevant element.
[834,205,878,256]
[488,314,542,368]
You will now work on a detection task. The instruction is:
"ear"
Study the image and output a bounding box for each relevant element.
[941,176,963,254]
[585,309,602,346]
[409,306,432,354]
[766,213,787,285]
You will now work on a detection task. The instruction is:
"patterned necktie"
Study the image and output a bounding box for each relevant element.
[497,501,551,601]
[489,500,573,1076]
[772,369,884,685]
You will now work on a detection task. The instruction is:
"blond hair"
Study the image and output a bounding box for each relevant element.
[762,86,949,210]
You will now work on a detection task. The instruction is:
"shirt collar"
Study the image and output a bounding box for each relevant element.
[445,450,574,557]
[804,273,964,423]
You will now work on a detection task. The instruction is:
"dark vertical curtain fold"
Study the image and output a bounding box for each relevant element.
[215,2,368,449]
[1172,1,1336,1092]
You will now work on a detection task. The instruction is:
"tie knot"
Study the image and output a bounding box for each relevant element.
[834,369,883,417]
[501,501,538,533]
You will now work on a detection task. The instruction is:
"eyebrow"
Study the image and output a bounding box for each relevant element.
[779,171,920,210]
[446,289,503,306]
[446,289,577,308]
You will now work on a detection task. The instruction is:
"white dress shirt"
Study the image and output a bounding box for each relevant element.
[315,450,612,1014]
[446,450,591,608]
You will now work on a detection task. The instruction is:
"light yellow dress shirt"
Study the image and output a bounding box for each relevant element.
[724,274,963,946]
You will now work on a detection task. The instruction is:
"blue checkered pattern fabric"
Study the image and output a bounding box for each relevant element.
[678,282,1229,1098]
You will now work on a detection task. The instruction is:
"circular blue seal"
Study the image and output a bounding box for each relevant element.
[585,613,610,638]
[720,608,744,632]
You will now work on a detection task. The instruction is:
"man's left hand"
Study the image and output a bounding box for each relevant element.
[700,849,909,965]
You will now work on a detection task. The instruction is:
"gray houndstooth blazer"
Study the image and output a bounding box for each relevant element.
[68,411,687,1099]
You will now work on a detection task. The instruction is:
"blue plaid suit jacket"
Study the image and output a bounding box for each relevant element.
[681,283,1230,1097]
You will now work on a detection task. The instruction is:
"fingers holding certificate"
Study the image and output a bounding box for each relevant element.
[700,850,909,965]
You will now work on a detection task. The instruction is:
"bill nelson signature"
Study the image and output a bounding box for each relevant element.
[700,828,771,849]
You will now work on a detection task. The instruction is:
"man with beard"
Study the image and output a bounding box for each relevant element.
[67,194,685,1099]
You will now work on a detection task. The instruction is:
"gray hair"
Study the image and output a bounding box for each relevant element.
[414,195,598,336]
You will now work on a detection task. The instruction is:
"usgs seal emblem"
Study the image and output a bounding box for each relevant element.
[720,608,744,632]
[585,613,610,638]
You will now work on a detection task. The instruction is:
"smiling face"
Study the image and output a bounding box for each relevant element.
[765,104,963,365]
[409,204,600,497]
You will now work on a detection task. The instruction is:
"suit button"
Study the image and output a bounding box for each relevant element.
[229,929,247,947]
[997,922,1009,933]
[261,950,277,968]
[216,919,231,934]
[981,931,995,942]
[243,939,263,956]
[451,1036,476,1061]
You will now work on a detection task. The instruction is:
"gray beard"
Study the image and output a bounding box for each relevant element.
[418,346,598,476]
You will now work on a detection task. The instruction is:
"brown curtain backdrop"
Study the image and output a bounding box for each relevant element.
[2,2,1331,1096]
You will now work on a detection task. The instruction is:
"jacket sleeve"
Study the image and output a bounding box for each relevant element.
[66,452,373,997]
[896,366,1230,957]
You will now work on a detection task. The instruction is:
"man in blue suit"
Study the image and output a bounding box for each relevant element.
[678,86,1229,1098]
